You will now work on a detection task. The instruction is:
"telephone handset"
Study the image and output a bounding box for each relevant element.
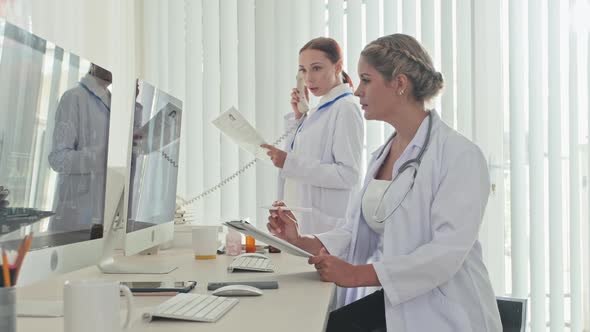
[175,73,308,215]
[296,72,309,114]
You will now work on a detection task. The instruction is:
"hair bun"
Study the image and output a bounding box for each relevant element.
[434,71,443,82]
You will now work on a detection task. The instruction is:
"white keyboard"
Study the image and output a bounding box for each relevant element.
[147,293,238,323]
[228,256,275,272]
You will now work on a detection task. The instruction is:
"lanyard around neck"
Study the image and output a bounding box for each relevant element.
[316,91,352,112]
[290,92,352,151]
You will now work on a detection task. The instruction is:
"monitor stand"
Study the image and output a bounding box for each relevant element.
[98,182,177,274]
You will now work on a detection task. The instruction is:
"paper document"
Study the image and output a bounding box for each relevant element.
[224,220,313,258]
[212,107,270,163]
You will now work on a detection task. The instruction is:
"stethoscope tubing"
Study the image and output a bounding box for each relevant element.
[373,111,433,223]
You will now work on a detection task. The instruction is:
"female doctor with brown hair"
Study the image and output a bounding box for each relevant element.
[262,37,364,235]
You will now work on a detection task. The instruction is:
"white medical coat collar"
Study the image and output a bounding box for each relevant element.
[314,83,352,112]
[406,110,434,150]
[374,110,437,160]
[80,73,111,110]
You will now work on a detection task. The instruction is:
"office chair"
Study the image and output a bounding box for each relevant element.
[496,296,527,332]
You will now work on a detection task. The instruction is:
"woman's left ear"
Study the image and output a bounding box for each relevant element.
[335,61,343,77]
[394,74,409,95]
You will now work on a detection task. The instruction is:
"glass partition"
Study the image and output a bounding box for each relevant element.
[0,19,111,251]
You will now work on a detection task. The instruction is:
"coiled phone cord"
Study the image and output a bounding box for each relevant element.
[176,118,303,209]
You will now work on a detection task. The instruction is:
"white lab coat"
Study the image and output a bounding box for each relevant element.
[278,84,364,234]
[48,74,110,232]
[317,111,502,331]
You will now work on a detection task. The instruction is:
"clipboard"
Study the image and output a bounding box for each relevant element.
[224,220,312,258]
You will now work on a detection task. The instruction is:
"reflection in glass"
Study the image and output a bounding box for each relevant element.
[0,19,111,250]
[48,62,111,233]
[126,80,182,233]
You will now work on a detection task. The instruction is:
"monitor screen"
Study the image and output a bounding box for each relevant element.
[0,20,111,251]
[126,80,182,234]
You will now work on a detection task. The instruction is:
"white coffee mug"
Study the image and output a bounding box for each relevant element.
[192,225,218,259]
[64,279,134,332]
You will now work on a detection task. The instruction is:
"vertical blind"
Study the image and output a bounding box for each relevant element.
[140,0,590,330]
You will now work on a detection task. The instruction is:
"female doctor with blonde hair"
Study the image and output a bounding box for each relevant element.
[262,37,364,234]
[267,34,501,332]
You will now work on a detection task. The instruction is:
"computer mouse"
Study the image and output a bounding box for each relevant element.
[211,284,263,297]
[238,253,269,259]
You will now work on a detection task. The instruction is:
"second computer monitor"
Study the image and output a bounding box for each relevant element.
[123,79,182,256]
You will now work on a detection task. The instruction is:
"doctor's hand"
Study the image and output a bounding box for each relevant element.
[267,201,301,244]
[260,144,287,168]
[309,248,358,287]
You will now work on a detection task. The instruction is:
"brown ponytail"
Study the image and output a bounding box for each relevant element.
[341,71,354,90]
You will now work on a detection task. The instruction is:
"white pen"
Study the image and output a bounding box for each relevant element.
[259,206,313,213]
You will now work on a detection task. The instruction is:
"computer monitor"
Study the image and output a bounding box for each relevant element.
[496,296,527,332]
[98,79,182,274]
[0,20,111,285]
[125,79,182,254]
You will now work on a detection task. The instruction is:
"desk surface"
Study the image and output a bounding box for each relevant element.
[17,249,335,332]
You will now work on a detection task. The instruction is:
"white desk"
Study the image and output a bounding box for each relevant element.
[16,249,335,332]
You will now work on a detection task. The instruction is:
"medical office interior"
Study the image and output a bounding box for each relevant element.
[0,0,589,331]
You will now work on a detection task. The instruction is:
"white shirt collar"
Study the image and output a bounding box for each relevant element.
[373,110,437,160]
[80,73,111,108]
[407,110,435,150]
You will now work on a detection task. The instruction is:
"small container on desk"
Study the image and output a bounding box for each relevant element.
[0,268,16,289]
[225,228,242,256]
[0,287,16,332]
[0,209,38,332]
[245,235,256,253]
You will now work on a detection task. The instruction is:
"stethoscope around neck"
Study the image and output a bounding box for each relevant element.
[373,111,433,223]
